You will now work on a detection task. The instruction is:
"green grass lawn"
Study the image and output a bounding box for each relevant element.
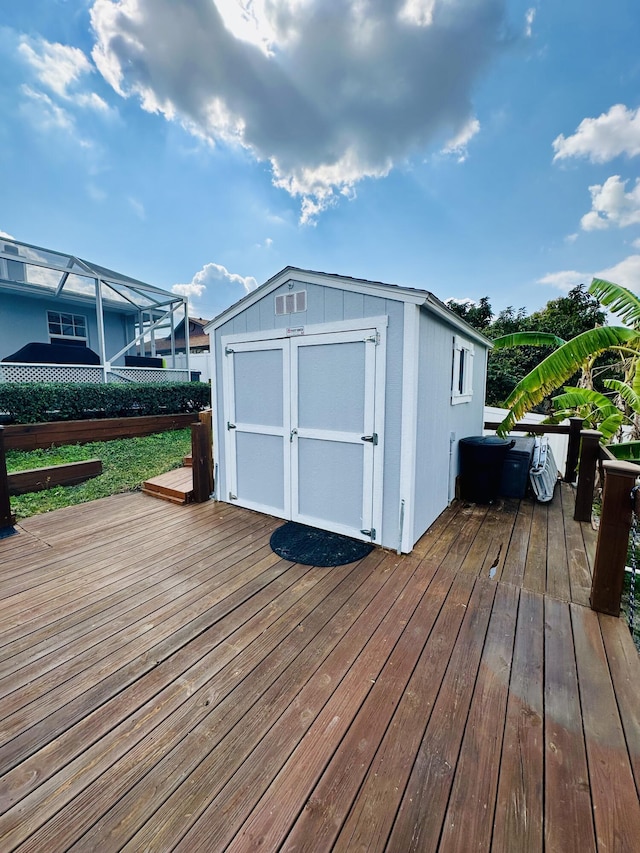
[6,429,192,519]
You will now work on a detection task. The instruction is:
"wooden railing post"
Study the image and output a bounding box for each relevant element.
[198,409,214,498]
[564,416,584,483]
[590,460,639,616]
[0,426,17,536]
[574,429,602,522]
[191,421,212,503]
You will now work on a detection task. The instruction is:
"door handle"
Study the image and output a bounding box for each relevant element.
[290,428,298,442]
[361,433,378,445]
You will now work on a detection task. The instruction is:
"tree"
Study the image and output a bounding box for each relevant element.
[496,278,640,440]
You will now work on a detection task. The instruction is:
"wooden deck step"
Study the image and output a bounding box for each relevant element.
[142,467,193,505]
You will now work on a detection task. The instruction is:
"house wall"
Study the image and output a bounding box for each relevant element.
[0,291,136,365]
[213,278,405,548]
[413,307,488,545]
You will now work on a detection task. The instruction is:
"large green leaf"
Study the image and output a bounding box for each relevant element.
[598,412,625,440]
[491,331,566,349]
[496,325,639,435]
[606,441,640,462]
[603,378,640,414]
[589,278,640,327]
[552,387,619,420]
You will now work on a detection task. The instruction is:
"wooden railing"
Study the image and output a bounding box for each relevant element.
[483,416,584,483]
[573,428,640,616]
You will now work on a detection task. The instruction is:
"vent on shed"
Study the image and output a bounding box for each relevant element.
[275,291,307,316]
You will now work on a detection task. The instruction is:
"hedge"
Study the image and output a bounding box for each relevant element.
[0,382,211,424]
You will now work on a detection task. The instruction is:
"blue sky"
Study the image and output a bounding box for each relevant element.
[1,0,640,321]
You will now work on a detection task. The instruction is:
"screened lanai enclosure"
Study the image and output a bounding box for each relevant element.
[0,238,191,383]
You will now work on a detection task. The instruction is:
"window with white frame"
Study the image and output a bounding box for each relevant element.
[451,335,474,404]
[47,311,88,345]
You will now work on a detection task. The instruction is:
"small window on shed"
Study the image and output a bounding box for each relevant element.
[275,290,307,316]
[452,335,474,404]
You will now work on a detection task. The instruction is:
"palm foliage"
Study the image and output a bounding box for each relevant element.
[491,331,566,350]
[496,325,638,435]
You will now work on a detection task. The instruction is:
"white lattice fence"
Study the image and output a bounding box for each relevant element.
[0,363,105,383]
[107,368,190,383]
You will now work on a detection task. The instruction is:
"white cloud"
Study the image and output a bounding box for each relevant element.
[597,255,640,293]
[0,230,16,240]
[90,0,507,222]
[524,8,536,38]
[580,175,640,231]
[553,104,640,163]
[172,282,206,300]
[442,117,480,162]
[20,85,76,133]
[538,254,640,295]
[19,37,109,112]
[565,232,578,243]
[633,237,640,249]
[537,269,587,292]
[172,261,259,315]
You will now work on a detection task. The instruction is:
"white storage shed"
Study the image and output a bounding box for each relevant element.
[206,268,491,553]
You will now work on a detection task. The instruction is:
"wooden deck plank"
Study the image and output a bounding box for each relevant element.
[383,580,497,853]
[0,546,345,825]
[544,597,597,853]
[571,603,640,851]
[563,483,594,607]
[280,571,475,853]
[500,498,533,586]
[0,489,637,853]
[598,613,640,796]
[227,562,458,852]
[547,488,571,601]
[439,582,520,852]
[523,501,548,595]
[0,511,256,667]
[492,589,544,853]
[2,554,381,850]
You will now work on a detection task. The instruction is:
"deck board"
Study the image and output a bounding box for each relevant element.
[0,486,638,852]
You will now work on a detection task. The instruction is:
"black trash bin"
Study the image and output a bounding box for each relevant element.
[459,436,515,503]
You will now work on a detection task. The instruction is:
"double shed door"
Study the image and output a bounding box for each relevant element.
[223,328,383,543]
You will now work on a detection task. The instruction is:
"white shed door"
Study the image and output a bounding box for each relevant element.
[223,339,290,519]
[291,331,377,540]
[223,328,381,543]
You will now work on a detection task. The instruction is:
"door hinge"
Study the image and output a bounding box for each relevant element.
[361,433,378,445]
[229,492,237,500]
[361,528,376,539]
[225,346,234,355]
[227,422,236,430]
[364,332,380,345]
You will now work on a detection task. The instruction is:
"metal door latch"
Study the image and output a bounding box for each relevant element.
[227,422,236,430]
[361,528,376,538]
[361,433,378,445]
[290,428,298,442]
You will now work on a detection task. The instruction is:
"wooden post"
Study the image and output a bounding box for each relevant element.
[590,460,639,616]
[0,426,17,535]
[198,409,214,498]
[574,430,602,522]
[564,416,584,483]
[191,421,211,503]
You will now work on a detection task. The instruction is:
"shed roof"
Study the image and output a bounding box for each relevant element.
[205,266,491,347]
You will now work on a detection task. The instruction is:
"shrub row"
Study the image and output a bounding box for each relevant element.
[0,382,211,424]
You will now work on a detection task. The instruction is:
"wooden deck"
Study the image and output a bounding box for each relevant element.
[1,485,639,851]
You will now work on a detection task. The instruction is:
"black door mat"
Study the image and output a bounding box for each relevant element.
[270,522,374,567]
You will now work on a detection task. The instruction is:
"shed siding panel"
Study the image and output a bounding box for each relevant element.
[213,278,405,549]
[413,308,487,544]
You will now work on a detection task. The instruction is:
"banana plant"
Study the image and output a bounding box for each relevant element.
[548,386,625,441]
